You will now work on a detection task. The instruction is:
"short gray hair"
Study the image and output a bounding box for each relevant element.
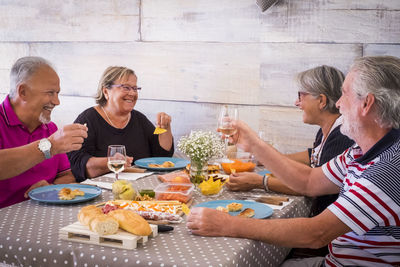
[350,56,400,129]
[297,65,345,114]
[9,56,54,99]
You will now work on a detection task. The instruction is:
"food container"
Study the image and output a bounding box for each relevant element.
[154,183,194,203]
[185,163,221,175]
[221,151,256,174]
[226,151,254,161]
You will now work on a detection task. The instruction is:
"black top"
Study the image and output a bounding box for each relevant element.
[67,107,174,182]
[288,125,354,258]
[307,125,354,216]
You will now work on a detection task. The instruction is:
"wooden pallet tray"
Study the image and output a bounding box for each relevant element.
[59,222,158,250]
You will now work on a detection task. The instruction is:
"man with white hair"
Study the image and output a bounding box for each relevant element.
[187,56,400,266]
[0,56,87,208]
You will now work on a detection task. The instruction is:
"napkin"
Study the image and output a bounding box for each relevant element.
[103,172,154,181]
[241,195,293,210]
[80,179,113,190]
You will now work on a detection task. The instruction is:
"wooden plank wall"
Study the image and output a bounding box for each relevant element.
[1,0,400,153]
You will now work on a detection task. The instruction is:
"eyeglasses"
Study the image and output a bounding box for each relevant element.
[110,84,141,92]
[297,91,310,101]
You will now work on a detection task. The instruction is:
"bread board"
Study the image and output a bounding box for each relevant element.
[59,222,158,250]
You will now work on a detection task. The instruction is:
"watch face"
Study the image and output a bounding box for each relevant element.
[39,139,51,150]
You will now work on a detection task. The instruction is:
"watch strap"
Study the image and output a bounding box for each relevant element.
[43,148,51,159]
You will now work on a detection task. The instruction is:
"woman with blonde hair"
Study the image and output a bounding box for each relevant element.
[68,66,173,181]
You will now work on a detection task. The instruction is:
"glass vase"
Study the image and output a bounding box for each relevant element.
[189,159,208,187]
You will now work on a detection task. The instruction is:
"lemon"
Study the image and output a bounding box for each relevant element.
[199,178,225,195]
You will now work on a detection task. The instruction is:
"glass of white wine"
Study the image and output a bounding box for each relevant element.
[217,105,238,160]
[107,145,126,180]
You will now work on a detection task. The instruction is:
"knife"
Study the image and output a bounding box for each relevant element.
[239,195,289,206]
[124,167,146,173]
[255,197,283,206]
[157,224,174,232]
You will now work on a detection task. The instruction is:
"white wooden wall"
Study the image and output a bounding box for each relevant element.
[1,0,400,153]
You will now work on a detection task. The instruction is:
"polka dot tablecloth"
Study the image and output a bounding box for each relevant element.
[0,174,311,267]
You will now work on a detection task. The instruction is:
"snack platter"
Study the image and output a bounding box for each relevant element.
[100,199,193,224]
[59,222,158,250]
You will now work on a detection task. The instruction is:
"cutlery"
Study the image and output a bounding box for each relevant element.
[157,225,174,232]
[80,181,113,190]
[124,167,146,173]
[239,195,289,206]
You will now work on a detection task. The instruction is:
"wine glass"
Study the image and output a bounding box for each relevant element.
[258,130,274,146]
[217,105,238,160]
[107,145,126,180]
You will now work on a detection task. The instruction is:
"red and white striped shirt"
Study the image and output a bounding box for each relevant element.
[322,129,400,266]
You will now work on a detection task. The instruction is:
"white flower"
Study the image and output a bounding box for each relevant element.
[177,131,224,163]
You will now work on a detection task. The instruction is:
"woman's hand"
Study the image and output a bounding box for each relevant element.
[156,112,173,151]
[125,156,133,167]
[226,172,264,191]
[229,120,260,152]
[156,112,172,130]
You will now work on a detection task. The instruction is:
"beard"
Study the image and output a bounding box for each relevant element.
[39,111,51,124]
[340,115,360,140]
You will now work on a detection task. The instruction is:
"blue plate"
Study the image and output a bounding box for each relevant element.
[134,157,189,171]
[28,184,102,204]
[194,199,273,219]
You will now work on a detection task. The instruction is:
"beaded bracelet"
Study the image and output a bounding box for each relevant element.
[263,174,270,192]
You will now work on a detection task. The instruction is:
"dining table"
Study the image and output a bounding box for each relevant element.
[0,166,311,267]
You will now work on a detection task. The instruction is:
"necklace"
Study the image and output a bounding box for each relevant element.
[101,106,131,129]
[310,118,338,168]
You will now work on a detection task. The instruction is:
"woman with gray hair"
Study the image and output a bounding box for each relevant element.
[227,65,354,257]
[228,65,354,212]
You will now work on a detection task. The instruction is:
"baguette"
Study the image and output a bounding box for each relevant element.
[89,214,119,235]
[78,205,103,225]
[78,205,119,235]
[108,209,152,236]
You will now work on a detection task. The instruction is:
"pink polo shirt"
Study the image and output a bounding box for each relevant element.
[0,96,71,208]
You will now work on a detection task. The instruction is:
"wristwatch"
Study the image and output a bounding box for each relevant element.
[38,138,52,159]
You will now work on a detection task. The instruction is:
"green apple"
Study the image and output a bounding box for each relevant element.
[112,180,137,200]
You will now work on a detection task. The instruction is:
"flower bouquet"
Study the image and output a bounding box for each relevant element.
[177,130,224,186]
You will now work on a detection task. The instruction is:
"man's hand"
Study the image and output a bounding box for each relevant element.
[186,207,233,237]
[48,123,88,155]
[226,172,263,191]
[24,180,50,198]
[156,112,172,130]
